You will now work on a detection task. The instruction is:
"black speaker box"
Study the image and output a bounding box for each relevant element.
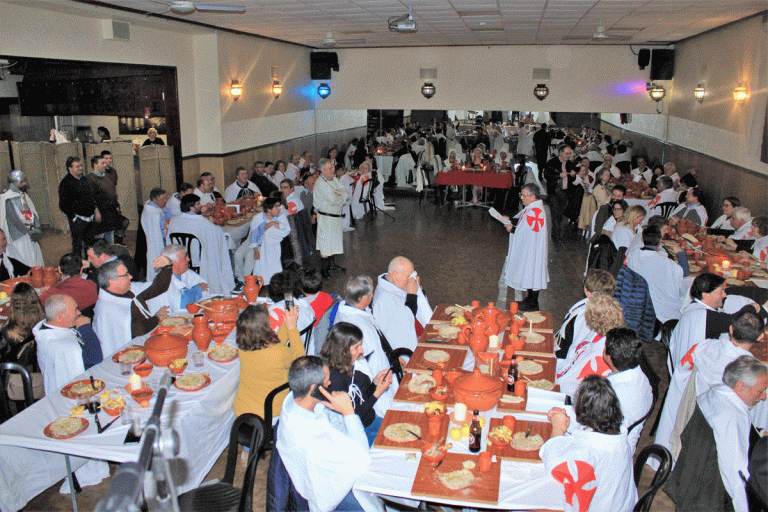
[310,52,339,80]
[638,49,650,70]
[650,49,675,80]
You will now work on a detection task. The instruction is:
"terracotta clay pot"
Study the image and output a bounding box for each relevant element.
[243,275,263,303]
[468,331,489,355]
[191,315,213,351]
[42,267,60,287]
[451,369,503,412]
[28,266,44,288]
[144,332,188,367]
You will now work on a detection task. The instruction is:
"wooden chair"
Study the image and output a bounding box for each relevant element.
[633,444,673,512]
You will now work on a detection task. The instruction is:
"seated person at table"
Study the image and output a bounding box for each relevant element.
[556,292,625,396]
[745,216,768,263]
[167,194,235,295]
[711,196,739,232]
[266,272,315,347]
[372,256,431,352]
[167,182,194,217]
[670,187,708,225]
[321,322,392,446]
[0,283,44,396]
[646,176,677,217]
[541,375,637,512]
[0,229,29,280]
[603,328,653,450]
[631,156,652,183]
[626,225,688,323]
[225,166,261,202]
[233,196,290,287]
[297,269,333,327]
[610,204,646,252]
[233,303,304,419]
[84,239,137,285]
[666,356,768,512]
[276,355,371,512]
[722,208,757,252]
[92,257,172,358]
[34,294,102,394]
[592,185,626,239]
[38,253,98,317]
[147,244,208,314]
[555,269,615,360]
[600,199,628,237]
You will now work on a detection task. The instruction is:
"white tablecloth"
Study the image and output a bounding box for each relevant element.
[223,221,251,251]
[0,331,240,512]
[375,155,394,181]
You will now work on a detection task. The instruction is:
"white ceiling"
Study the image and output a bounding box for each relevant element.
[71,0,766,48]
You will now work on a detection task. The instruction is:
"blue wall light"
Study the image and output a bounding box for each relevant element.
[317,83,331,98]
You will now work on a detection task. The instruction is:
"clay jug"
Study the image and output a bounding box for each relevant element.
[483,302,499,325]
[468,331,489,355]
[42,267,59,287]
[191,315,213,351]
[509,302,519,315]
[243,275,263,303]
[28,266,44,288]
[471,312,487,333]
[456,325,472,346]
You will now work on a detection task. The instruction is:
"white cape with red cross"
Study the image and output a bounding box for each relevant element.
[503,199,549,291]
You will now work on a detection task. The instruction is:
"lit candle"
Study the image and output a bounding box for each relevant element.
[453,403,467,423]
[129,374,142,391]
[722,260,731,270]
[488,334,499,350]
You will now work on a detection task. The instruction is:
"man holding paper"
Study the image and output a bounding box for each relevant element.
[498,183,549,311]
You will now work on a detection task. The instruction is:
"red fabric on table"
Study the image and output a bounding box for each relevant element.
[435,171,512,189]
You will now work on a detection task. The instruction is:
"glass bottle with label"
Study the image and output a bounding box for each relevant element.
[469,410,482,453]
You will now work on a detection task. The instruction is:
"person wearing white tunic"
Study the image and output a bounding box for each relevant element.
[670,187,708,225]
[233,197,290,286]
[710,196,739,231]
[502,183,548,311]
[336,168,355,232]
[646,176,678,218]
[225,167,261,202]
[141,187,173,280]
[315,158,349,279]
[610,205,646,251]
[666,357,768,512]
[0,170,44,267]
[603,328,653,450]
[372,257,431,353]
[747,217,768,263]
[335,275,397,417]
[626,225,687,323]
[193,176,216,209]
[145,245,209,315]
[541,376,637,512]
[167,182,194,217]
[285,154,301,182]
[166,194,235,295]
[276,356,371,512]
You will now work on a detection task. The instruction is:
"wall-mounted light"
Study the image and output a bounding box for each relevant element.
[533,83,549,101]
[733,85,748,102]
[272,80,282,98]
[317,83,331,99]
[694,83,706,103]
[230,79,243,101]
[647,83,666,102]
[421,82,436,99]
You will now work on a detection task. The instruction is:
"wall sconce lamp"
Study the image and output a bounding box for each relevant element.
[420,68,437,99]
[317,83,331,99]
[647,83,666,102]
[271,66,282,98]
[421,82,436,99]
[733,85,748,102]
[694,83,706,103]
[533,83,549,101]
[230,79,243,101]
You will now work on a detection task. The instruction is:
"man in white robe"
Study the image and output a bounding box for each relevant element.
[193,176,216,209]
[166,194,235,295]
[335,275,397,417]
[276,356,371,512]
[167,182,194,217]
[0,170,44,267]
[146,245,209,315]
[502,183,549,311]
[141,187,173,280]
[631,157,652,183]
[646,176,678,218]
[233,197,289,286]
[225,166,261,202]
[670,187,708,225]
[285,154,301,182]
[725,208,755,242]
[372,257,431,353]
[315,158,349,279]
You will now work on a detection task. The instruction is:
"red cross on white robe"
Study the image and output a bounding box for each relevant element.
[526,207,544,233]
[269,307,286,331]
[551,460,598,512]
[680,343,698,370]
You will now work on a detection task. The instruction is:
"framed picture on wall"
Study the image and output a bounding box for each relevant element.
[118,116,166,135]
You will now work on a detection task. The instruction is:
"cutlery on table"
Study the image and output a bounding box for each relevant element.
[524,424,533,438]
[406,429,423,440]
[99,415,120,434]
[94,414,103,433]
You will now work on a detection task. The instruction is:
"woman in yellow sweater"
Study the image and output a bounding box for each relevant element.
[233,303,304,418]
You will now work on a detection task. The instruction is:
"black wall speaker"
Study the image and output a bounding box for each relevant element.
[638,49,650,70]
[650,49,675,80]
[310,52,339,80]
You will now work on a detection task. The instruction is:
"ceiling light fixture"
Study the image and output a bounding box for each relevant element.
[533,83,549,101]
[733,85,748,102]
[421,82,436,99]
[230,79,243,100]
[317,83,331,99]
[694,83,706,103]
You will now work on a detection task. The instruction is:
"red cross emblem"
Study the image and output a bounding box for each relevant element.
[269,307,286,331]
[577,355,611,379]
[648,194,661,208]
[287,202,298,215]
[680,343,698,370]
[20,208,33,223]
[526,207,545,233]
[760,249,767,262]
[551,460,597,512]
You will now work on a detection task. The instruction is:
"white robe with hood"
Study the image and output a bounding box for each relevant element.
[92,282,151,358]
[503,198,549,291]
[0,187,43,267]
[372,274,431,353]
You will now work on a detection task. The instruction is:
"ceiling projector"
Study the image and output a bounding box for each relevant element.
[395,19,417,32]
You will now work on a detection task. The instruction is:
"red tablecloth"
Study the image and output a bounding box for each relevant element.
[435,171,512,189]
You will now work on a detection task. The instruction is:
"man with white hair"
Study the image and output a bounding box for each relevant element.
[664,162,680,186]
[666,356,768,512]
[141,187,173,280]
[0,170,43,267]
[372,256,431,352]
[147,245,209,314]
[594,153,620,179]
[727,207,755,242]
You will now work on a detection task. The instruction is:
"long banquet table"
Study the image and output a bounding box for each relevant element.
[0,327,240,512]
[435,170,513,189]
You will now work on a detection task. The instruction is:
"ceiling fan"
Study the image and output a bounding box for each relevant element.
[309,31,366,48]
[149,1,246,15]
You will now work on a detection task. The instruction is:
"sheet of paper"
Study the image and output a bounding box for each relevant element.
[489,208,512,226]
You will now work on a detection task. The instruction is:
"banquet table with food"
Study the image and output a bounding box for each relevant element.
[353,302,570,512]
[0,308,243,512]
[435,169,513,189]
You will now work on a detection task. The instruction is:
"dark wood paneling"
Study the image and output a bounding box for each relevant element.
[601,121,768,220]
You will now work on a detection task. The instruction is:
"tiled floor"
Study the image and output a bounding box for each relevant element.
[22,193,675,511]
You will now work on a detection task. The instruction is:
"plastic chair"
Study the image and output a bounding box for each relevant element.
[299,323,313,353]
[168,232,202,273]
[388,347,413,383]
[656,202,678,219]
[177,413,266,512]
[633,444,673,512]
[263,382,290,452]
[0,362,34,422]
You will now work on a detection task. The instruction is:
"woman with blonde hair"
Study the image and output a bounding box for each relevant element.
[555,292,625,396]
[611,205,647,251]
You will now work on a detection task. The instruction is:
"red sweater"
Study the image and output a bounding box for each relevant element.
[38,275,98,310]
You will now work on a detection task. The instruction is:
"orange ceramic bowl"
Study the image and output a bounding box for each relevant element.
[429,386,449,402]
[131,388,154,408]
[421,443,447,463]
[102,404,124,417]
[168,361,188,375]
[133,363,153,378]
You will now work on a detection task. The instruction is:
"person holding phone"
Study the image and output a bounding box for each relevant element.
[321,322,392,445]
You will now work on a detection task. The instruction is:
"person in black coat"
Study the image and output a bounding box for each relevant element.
[544,144,575,241]
[58,156,97,258]
[532,123,551,181]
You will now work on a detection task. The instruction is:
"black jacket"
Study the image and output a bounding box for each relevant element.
[58,173,96,219]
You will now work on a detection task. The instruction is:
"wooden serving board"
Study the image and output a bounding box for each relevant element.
[513,312,554,332]
[419,324,465,348]
[516,355,556,383]
[487,417,552,462]
[373,410,449,451]
[496,388,527,412]
[405,346,467,374]
[393,373,456,405]
[411,452,500,505]
[428,304,473,324]
[504,329,556,356]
